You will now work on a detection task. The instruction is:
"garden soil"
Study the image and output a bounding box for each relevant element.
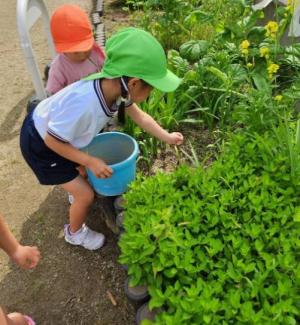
[0,0,136,324]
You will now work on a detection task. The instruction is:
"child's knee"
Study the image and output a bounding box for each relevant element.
[79,186,94,204]
[86,188,95,203]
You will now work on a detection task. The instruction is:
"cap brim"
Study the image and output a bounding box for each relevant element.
[84,69,182,93]
[55,37,94,53]
[143,69,181,92]
[84,71,104,80]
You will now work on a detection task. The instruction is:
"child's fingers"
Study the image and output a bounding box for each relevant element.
[26,247,41,268]
[103,172,112,178]
[94,168,112,178]
[169,132,183,145]
[100,168,113,178]
[27,257,39,269]
[177,138,183,145]
[104,165,113,173]
[105,166,113,175]
[175,133,184,145]
[12,246,40,269]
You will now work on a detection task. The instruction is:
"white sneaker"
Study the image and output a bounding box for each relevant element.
[64,224,105,250]
[68,193,74,204]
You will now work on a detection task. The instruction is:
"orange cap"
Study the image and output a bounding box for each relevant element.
[50,4,94,53]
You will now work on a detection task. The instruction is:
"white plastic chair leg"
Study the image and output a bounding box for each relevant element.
[16,0,56,100]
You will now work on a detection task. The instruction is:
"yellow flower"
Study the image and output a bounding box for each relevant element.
[240,40,250,50]
[274,95,283,102]
[247,62,253,68]
[241,49,249,56]
[260,47,270,59]
[267,63,280,74]
[268,63,280,79]
[267,21,278,33]
[287,0,293,5]
[286,5,294,14]
[240,40,250,56]
[265,21,279,38]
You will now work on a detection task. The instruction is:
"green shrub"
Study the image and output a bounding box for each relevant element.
[119,131,300,324]
[126,0,245,50]
[167,4,300,132]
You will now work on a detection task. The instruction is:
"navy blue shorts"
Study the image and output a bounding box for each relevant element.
[20,111,79,185]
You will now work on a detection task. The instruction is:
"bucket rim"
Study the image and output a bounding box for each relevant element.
[85,131,139,169]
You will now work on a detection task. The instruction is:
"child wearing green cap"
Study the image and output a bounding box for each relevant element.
[20,28,183,251]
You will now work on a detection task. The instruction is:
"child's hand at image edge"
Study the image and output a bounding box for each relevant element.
[10,244,40,269]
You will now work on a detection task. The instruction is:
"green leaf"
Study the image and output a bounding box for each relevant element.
[228,64,248,84]
[284,316,297,325]
[179,40,209,63]
[148,288,165,309]
[241,301,254,320]
[293,206,300,222]
[164,268,177,278]
[252,72,271,93]
[184,10,213,25]
[229,290,241,309]
[203,314,212,324]
[207,66,228,84]
[141,320,154,325]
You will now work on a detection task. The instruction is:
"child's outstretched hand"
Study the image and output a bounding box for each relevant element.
[167,132,184,145]
[87,157,113,178]
[11,244,40,269]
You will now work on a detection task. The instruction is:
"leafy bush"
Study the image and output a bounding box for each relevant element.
[126,0,245,50]
[119,131,300,324]
[164,3,300,132]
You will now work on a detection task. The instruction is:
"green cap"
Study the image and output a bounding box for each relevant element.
[85,27,181,92]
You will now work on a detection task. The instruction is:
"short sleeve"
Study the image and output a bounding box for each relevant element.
[46,58,67,94]
[47,93,92,143]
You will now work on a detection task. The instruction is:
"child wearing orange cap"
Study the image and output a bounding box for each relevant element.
[0,213,40,325]
[46,4,105,95]
[46,4,105,204]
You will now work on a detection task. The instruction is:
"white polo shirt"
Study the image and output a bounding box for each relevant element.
[33,79,117,148]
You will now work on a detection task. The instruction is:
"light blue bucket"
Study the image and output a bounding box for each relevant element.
[83,132,139,196]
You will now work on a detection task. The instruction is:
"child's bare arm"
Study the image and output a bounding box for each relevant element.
[0,215,18,257]
[0,215,40,269]
[44,134,112,178]
[126,103,183,145]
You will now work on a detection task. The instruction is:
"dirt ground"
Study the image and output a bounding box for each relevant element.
[0,0,136,324]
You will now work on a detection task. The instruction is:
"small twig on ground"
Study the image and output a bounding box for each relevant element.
[106,290,117,306]
[65,296,76,306]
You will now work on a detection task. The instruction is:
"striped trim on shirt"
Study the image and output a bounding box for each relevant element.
[93,79,118,117]
[47,128,69,143]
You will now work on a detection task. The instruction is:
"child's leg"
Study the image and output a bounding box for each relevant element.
[60,175,105,250]
[67,166,87,205]
[60,175,94,232]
